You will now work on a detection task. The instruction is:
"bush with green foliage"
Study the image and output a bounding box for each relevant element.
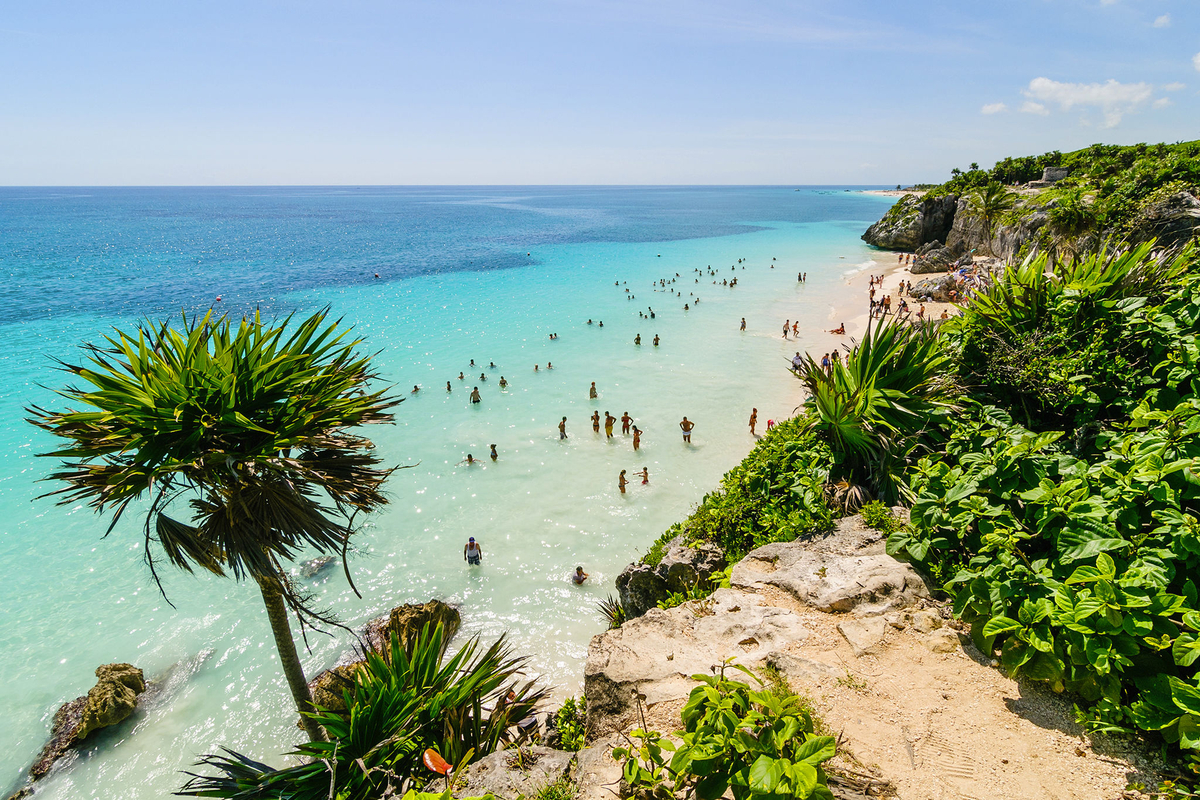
[179,623,544,798]
[654,418,833,562]
[612,662,836,800]
[555,695,587,752]
[859,501,903,536]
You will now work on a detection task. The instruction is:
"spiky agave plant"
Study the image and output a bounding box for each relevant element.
[28,309,402,743]
[795,318,956,502]
[179,622,545,799]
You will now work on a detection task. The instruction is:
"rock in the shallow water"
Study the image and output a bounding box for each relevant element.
[616,536,727,618]
[363,599,461,652]
[299,555,337,579]
[457,745,575,800]
[28,663,145,781]
[862,194,959,251]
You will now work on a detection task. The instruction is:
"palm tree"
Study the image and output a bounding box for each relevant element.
[964,182,1018,252]
[27,309,400,742]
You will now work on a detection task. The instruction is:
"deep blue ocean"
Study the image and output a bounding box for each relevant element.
[0,186,894,798]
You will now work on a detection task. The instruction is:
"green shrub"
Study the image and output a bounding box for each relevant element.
[859,501,901,535]
[613,662,836,800]
[555,695,586,752]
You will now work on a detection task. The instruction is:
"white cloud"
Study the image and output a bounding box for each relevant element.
[1022,76,1154,127]
[1194,52,1200,72]
[981,102,1008,114]
[1164,82,1186,91]
[1153,14,1171,27]
[1153,98,1172,108]
[1020,101,1049,116]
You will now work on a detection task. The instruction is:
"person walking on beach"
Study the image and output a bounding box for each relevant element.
[559,416,568,439]
[589,381,598,399]
[464,537,482,565]
[470,387,481,404]
[618,469,628,494]
[604,412,616,438]
[782,320,790,339]
[680,416,695,443]
[621,412,632,435]
[632,426,642,451]
[749,408,758,436]
[792,321,799,337]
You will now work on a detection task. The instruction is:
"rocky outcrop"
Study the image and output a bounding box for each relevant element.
[457,745,575,800]
[25,664,146,783]
[586,517,929,737]
[1128,190,1200,250]
[946,195,1053,262]
[306,600,461,717]
[911,239,970,274]
[909,274,959,303]
[615,536,726,618]
[861,194,958,251]
[299,556,337,579]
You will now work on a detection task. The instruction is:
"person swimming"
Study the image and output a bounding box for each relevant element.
[458,372,465,380]
[459,453,477,465]
[412,385,420,393]
[572,566,589,585]
[499,376,508,388]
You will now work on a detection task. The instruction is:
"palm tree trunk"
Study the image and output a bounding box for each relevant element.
[258,575,328,743]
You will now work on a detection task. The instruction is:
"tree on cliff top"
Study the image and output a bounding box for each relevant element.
[963,182,1018,249]
[27,309,400,743]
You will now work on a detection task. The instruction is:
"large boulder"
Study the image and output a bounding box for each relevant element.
[363,599,461,652]
[1128,191,1200,250]
[909,274,959,303]
[616,536,727,618]
[28,663,146,780]
[911,242,969,274]
[457,745,575,800]
[862,194,959,251]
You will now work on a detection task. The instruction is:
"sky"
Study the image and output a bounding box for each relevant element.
[0,0,1196,185]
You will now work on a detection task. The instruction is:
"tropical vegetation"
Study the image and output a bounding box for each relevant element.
[179,622,545,798]
[28,309,400,743]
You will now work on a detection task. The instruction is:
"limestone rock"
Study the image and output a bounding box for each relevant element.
[910,610,942,634]
[911,243,969,275]
[1128,191,1200,250]
[363,599,461,652]
[28,663,145,781]
[765,650,845,682]
[617,536,726,618]
[573,736,625,800]
[924,629,961,654]
[838,617,888,657]
[909,273,958,302]
[584,589,809,737]
[615,562,668,619]
[862,194,959,251]
[299,555,337,579]
[308,663,358,715]
[457,745,574,800]
[731,543,928,615]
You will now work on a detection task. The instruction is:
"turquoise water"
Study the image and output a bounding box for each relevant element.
[0,187,893,798]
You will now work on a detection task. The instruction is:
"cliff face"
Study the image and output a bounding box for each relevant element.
[861,194,958,250]
[945,195,1053,262]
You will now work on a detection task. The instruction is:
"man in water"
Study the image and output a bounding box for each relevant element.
[470,387,481,404]
[604,412,616,438]
[653,335,659,346]
[446,381,452,392]
[621,412,632,435]
[792,352,804,371]
[749,408,758,435]
[559,416,568,439]
[572,566,589,585]
[464,537,482,565]
[634,334,641,345]
[680,416,695,443]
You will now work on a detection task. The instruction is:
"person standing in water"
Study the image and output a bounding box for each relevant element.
[604,412,616,438]
[653,335,660,346]
[680,416,695,443]
[499,376,508,388]
[749,408,758,436]
[446,381,452,392]
[470,387,481,404]
[638,467,649,484]
[634,334,641,345]
[632,426,642,450]
[464,537,482,565]
[559,416,568,439]
[740,317,746,331]
[592,410,601,432]
[621,412,632,435]
[489,444,498,461]
[572,566,589,585]
[618,469,628,494]
[589,381,598,399]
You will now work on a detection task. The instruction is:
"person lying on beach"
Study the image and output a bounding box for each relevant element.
[572,566,589,585]
[829,323,845,334]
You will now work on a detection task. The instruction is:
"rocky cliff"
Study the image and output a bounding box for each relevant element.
[861,194,958,251]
